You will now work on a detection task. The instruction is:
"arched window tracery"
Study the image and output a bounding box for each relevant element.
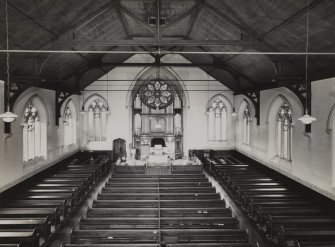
[243,105,252,145]
[23,102,45,162]
[207,100,227,141]
[276,104,293,160]
[87,98,107,141]
[63,104,76,147]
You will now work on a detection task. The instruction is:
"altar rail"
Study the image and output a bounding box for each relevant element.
[114,165,203,175]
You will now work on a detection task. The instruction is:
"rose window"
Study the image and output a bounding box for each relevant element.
[141,80,173,109]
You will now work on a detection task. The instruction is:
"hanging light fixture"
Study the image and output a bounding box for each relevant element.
[0,0,17,123]
[298,0,316,125]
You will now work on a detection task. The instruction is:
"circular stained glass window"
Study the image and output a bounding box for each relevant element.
[141,80,174,109]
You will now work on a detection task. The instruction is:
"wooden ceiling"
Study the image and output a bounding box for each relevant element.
[0,0,334,95]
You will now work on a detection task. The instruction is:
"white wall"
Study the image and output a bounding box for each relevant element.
[234,81,335,201]
[80,54,235,156]
[0,85,80,192]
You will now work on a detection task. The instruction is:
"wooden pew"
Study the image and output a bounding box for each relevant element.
[160,217,239,229]
[278,227,335,247]
[101,187,216,194]
[86,207,232,218]
[229,182,281,192]
[71,229,160,244]
[71,229,248,244]
[235,186,288,201]
[161,228,249,244]
[0,228,40,247]
[265,216,335,239]
[13,193,76,209]
[240,193,301,208]
[1,199,68,217]
[98,193,220,201]
[52,173,95,183]
[0,208,60,226]
[39,178,91,192]
[25,188,81,205]
[106,182,213,188]
[256,207,326,226]
[227,179,276,191]
[92,199,226,208]
[0,217,51,239]
[80,218,159,229]
[248,200,312,217]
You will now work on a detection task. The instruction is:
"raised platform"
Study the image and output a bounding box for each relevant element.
[114,164,203,175]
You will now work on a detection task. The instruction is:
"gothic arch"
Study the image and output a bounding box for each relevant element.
[21,94,48,162]
[237,99,253,145]
[20,94,48,125]
[267,94,294,161]
[126,66,190,109]
[61,99,77,120]
[238,98,255,119]
[83,93,108,111]
[266,94,293,125]
[206,93,233,112]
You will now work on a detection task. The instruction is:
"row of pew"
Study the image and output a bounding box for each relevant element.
[205,153,335,247]
[63,169,259,246]
[0,151,110,247]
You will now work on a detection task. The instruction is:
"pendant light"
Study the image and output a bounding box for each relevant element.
[298,0,316,125]
[0,0,17,123]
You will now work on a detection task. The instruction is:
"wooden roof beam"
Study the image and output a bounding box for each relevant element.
[55,39,262,48]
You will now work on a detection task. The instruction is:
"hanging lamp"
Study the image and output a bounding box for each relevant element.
[0,0,17,123]
[298,0,316,125]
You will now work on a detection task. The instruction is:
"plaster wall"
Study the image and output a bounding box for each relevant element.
[235,81,335,200]
[81,54,235,156]
[0,85,80,192]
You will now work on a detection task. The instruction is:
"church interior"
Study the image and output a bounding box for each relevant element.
[0,0,335,246]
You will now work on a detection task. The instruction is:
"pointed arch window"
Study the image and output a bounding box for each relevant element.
[207,100,227,141]
[63,106,76,147]
[243,105,252,145]
[23,102,42,162]
[87,99,107,141]
[276,104,293,160]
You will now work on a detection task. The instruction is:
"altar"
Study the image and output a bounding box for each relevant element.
[147,144,171,166]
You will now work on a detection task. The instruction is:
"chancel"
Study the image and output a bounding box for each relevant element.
[0,0,335,247]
